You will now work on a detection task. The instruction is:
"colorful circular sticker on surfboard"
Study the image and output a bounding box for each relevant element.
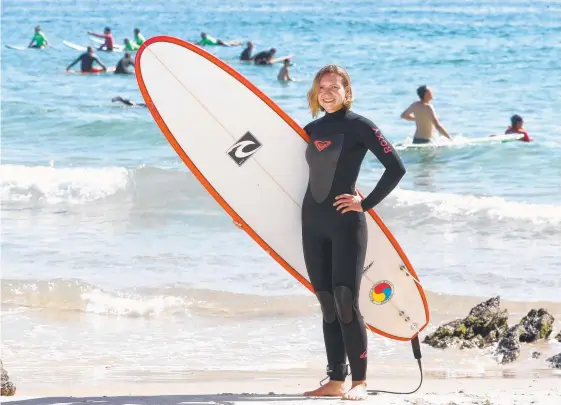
[370,281,394,305]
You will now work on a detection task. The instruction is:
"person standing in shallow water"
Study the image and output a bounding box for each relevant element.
[302,65,406,401]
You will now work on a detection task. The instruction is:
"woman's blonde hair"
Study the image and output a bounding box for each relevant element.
[307,65,353,118]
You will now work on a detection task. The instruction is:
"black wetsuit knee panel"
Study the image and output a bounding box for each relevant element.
[315,290,336,323]
[334,285,355,325]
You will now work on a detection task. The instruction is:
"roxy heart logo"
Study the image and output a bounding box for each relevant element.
[227,131,262,166]
[314,140,331,151]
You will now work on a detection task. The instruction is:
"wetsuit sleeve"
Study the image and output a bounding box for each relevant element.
[357,122,406,211]
[66,54,82,70]
[93,56,106,69]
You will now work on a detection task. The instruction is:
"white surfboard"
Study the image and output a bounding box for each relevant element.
[5,45,27,51]
[396,133,522,150]
[64,40,123,53]
[136,36,430,341]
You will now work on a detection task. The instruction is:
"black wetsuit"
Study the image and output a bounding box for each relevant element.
[240,46,253,61]
[115,56,134,74]
[302,107,406,382]
[68,52,103,72]
[253,50,274,65]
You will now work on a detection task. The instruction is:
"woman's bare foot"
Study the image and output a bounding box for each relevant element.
[303,380,345,397]
[342,381,368,401]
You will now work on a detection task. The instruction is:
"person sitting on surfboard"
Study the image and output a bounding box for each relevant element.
[88,27,115,51]
[111,96,146,107]
[123,38,139,51]
[253,48,276,65]
[277,59,293,81]
[198,32,242,47]
[133,28,145,46]
[240,41,254,61]
[505,114,532,142]
[400,85,452,144]
[302,65,406,401]
[66,46,107,73]
[114,52,134,75]
[28,26,48,49]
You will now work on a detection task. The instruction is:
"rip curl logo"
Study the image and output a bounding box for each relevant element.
[314,140,331,151]
[227,131,262,166]
[373,128,392,154]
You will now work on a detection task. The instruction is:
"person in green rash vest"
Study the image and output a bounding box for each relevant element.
[198,32,243,47]
[28,26,48,48]
[123,38,139,51]
[133,28,145,46]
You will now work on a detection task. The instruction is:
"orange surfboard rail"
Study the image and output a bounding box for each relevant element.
[135,35,430,341]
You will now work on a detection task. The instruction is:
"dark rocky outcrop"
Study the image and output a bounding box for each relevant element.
[518,309,554,342]
[423,296,509,349]
[546,353,561,369]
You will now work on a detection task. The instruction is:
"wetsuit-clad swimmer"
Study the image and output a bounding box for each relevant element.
[505,114,532,142]
[302,65,406,401]
[111,96,146,107]
[400,85,452,144]
[66,46,107,73]
[28,26,48,48]
[240,41,254,61]
[253,48,276,65]
[115,52,134,75]
[88,27,115,51]
[198,32,242,47]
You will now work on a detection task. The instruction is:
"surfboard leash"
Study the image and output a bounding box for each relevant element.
[367,335,423,396]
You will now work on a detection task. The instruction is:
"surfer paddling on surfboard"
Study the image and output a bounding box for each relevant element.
[66,46,107,73]
[302,65,406,401]
[400,85,452,144]
[198,32,242,47]
[111,96,146,107]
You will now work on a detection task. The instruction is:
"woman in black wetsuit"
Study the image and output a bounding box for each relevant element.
[302,65,406,400]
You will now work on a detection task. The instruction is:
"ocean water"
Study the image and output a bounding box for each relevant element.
[2,0,561,390]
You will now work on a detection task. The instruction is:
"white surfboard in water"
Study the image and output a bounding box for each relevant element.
[135,36,430,341]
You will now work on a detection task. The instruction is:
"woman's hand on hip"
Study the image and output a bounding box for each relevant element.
[333,194,364,214]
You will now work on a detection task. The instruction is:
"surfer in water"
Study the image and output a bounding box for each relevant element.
[114,52,135,75]
[198,32,242,47]
[253,48,277,65]
[28,26,48,48]
[133,28,145,46]
[111,96,146,107]
[400,85,452,144]
[505,114,532,142]
[66,46,107,73]
[123,38,139,51]
[240,41,254,61]
[277,59,293,82]
[88,27,115,51]
[302,65,406,400]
